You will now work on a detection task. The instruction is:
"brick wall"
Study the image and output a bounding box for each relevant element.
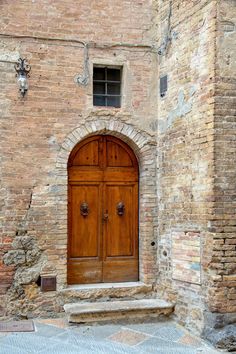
[0,1,158,318]
[206,0,236,320]
[156,0,217,332]
[156,0,236,334]
[0,0,235,336]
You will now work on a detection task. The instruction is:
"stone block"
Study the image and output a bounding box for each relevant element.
[203,325,236,352]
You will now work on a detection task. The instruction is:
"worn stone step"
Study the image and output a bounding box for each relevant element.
[59,282,154,303]
[64,299,174,324]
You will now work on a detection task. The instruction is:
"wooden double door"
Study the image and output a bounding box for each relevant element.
[68,135,139,284]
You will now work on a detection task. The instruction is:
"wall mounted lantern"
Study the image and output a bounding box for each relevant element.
[14,58,31,97]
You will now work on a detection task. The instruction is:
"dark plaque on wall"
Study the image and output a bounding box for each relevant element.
[40,276,57,292]
[160,75,168,97]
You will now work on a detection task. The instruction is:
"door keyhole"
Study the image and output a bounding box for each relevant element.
[103,211,109,222]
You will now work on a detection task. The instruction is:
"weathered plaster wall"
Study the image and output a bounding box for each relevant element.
[156,0,217,333]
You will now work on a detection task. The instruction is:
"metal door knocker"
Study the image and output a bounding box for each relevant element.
[117,202,125,216]
[80,202,89,217]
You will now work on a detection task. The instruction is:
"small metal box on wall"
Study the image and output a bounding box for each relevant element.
[160,75,168,97]
[39,275,57,292]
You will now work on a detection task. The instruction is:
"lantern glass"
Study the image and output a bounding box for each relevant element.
[17,73,28,95]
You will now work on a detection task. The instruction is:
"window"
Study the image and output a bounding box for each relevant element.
[93,66,122,108]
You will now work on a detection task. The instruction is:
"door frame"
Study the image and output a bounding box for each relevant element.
[67,135,139,284]
[55,119,157,286]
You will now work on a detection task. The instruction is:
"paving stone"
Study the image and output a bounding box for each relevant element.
[0,333,53,352]
[34,322,66,337]
[142,349,196,354]
[178,333,203,347]
[48,330,73,343]
[108,328,150,346]
[0,344,31,354]
[196,349,222,354]
[0,321,223,354]
[137,336,195,353]
[70,323,122,339]
[36,318,68,329]
[124,320,175,335]
[38,335,141,354]
[152,325,185,341]
[36,342,91,354]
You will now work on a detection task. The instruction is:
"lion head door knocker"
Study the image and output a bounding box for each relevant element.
[117,202,125,216]
[80,202,89,217]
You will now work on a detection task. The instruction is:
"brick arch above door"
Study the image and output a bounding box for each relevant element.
[56,119,158,284]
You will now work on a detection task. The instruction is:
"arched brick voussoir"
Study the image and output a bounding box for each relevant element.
[56,119,156,168]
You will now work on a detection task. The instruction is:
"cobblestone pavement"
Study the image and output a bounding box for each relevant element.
[0,318,225,354]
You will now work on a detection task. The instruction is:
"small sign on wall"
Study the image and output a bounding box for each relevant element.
[172,231,201,284]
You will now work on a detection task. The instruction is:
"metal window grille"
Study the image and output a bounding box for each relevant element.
[93,67,122,107]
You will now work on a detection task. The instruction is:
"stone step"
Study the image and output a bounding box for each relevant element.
[59,282,154,303]
[64,299,174,324]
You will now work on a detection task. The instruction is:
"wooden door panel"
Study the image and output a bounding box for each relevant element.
[69,169,103,182]
[67,260,102,284]
[68,135,139,284]
[73,140,99,166]
[103,259,139,282]
[69,136,102,168]
[106,140,133,167]
[103,183,138,282]
[104,184,134,257]
[69,184,101,258]
[103,170,138,182]
[68,183,103,284]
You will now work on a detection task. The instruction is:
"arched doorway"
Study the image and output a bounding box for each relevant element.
[67,135,139,284]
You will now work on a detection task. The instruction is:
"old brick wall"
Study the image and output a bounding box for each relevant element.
[0,0,235,336]
[156,0,236,335]
[204,0,236,326]
[156,0,217,333]
[0,1,158,318]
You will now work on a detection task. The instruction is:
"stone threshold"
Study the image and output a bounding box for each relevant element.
[59,282,154,302]
[62,281,149,291]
